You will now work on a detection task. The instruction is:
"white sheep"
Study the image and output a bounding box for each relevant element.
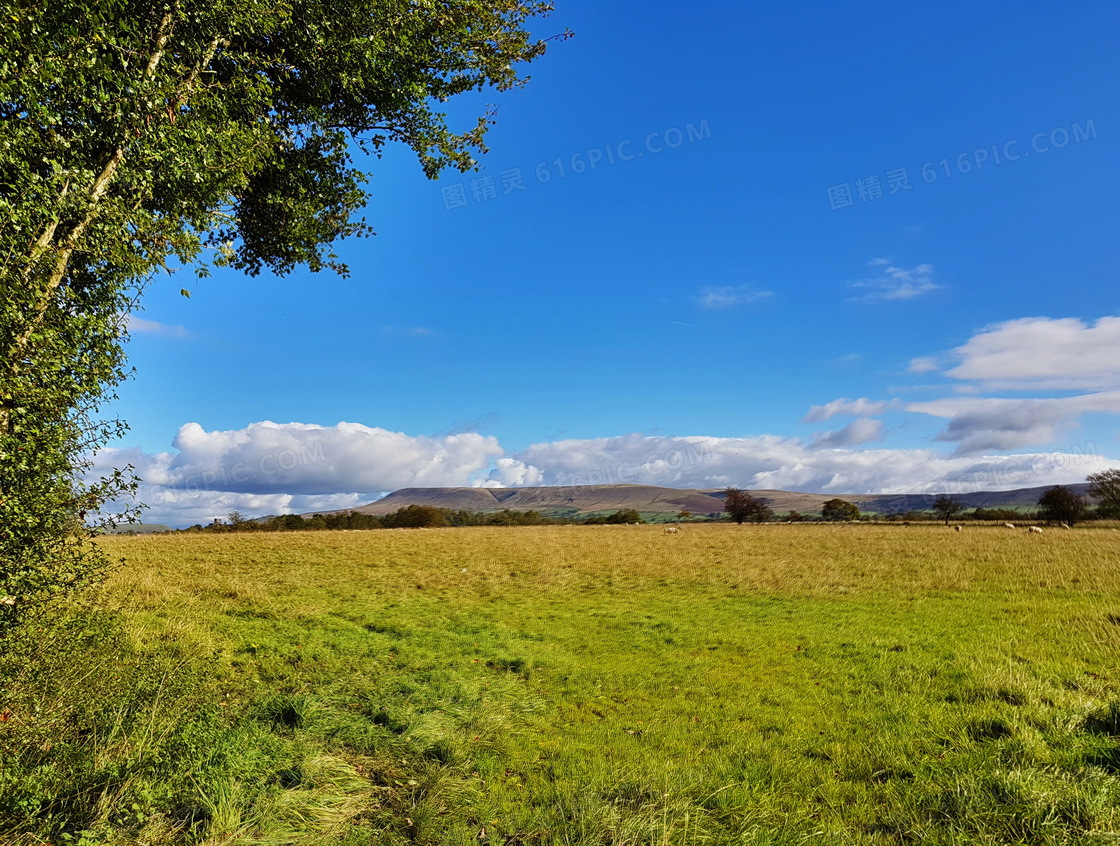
[1003,523,1015,529]
[663,526,680,535]
[1028,526,1043,534]
[954,525,962,532]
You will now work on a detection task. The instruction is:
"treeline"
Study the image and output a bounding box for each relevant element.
[177,505,659,533]
[884,507,1029,523]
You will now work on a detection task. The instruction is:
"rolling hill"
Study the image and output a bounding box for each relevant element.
[306,483,1095,520]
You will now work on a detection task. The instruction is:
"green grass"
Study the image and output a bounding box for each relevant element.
[3,524,1120,844]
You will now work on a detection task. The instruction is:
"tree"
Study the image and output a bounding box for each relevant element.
[821,498,860,522]
[605,509,644,525]
[0,2,563,628]
[1087,469,1120,519]
[1037,486,1086,526]
[933,496,964,526]
[723,488,774,524]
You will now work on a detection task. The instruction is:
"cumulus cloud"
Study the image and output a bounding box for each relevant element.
[696,284,773,309]
[803,397,900,422]
[810,418,885,448]
[480,458,545,488]
[508,433,1111,497]
[906,392,1120,454]
[849,259,939,303]
[91,421,502,526]
[943,316,1120,390]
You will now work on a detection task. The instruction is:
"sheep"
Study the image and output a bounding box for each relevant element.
[1060,522,1071,529]
[1003,523,1016,529]
[663,526,680,535]
[1028,525,1043,534]
[954,525,962,532]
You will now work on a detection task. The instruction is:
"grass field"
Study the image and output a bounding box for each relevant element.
[3,524,1120,844]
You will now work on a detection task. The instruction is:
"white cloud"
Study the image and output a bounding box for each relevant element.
[803,397,900,422]
[943,316,1120,390]
[849,259,939,303]
[909,357,939,374]
[91,421,502,526]
[696,284,773,309]
[509,433,1110,496]
[906,392,1120,454]
[381,326,436,338]
[125,315,190,338]
[480,458,545,488]
[811,418,885,447]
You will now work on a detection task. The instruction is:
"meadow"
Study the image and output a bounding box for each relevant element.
[2,524,1120,844]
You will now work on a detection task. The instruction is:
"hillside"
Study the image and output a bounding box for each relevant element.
[307,482,1094,519]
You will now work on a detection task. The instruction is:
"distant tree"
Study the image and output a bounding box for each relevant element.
[605,509,644,525]
[383,504,447,529]
[677,510,692,522]
[276,514,307,531]
[1087,469,1120,519]
[821,498,860,522]
[972,507,1022,522]
[787,510,805,523]
[933,496,964,526]
[723,488,774,524]
[1037,486,1086,526]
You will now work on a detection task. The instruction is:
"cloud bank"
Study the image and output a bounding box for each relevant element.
[92,423,1113,527]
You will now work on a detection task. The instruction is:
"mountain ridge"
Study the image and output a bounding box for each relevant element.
[305,482,1094,519]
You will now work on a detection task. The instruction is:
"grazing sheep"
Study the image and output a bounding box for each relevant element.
[663,526,680,535]
[1003,523,1016,529]
[1028,526,1043,534]
[954,525,962,532]
[1060,522,1071,529]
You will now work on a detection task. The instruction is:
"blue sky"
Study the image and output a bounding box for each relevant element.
[97,1,1120,526]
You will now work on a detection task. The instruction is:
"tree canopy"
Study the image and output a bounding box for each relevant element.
[0,0,563,627]
[821,498,860,522]
[1087,469,1120,519]
[1037,486,1086,527]
[723,488,773,524]
[933,496,964,525]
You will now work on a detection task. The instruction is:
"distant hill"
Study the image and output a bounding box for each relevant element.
[101,523,173,534]
[306,483,1095,520]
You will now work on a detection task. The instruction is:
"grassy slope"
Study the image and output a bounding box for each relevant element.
[3,525,1120,844]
